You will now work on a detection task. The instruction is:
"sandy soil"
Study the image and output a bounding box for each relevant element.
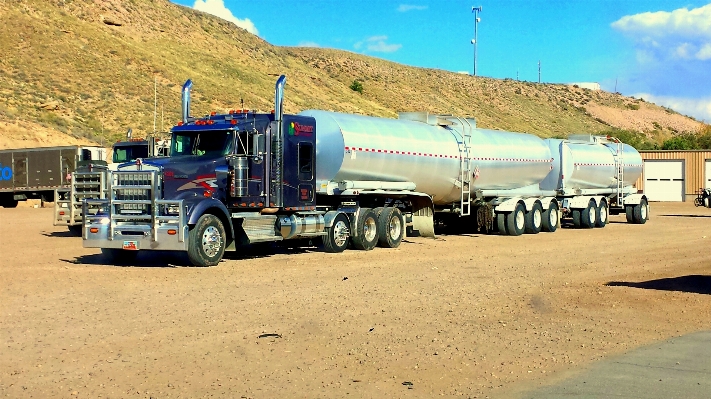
[1,203,710,399]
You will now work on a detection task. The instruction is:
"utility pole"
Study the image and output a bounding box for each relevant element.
[471,6,482,76]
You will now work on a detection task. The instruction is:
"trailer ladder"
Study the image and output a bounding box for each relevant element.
[614,141,624,207]
[450,117,473,216]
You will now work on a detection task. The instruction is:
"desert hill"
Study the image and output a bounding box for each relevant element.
[0,0,701,150]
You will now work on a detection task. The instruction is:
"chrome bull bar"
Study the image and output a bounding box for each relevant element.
[82,170,187,251]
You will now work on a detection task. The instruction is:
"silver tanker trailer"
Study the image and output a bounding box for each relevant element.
[83,76,648,266]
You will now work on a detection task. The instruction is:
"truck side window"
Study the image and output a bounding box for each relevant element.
[298,142,313,181]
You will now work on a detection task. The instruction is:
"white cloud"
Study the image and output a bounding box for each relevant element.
[697,43,711,60]
[612,4,711,61]
[297,41,320,48]
[397,4,427,12]
[354,36,402,53]
[634,92,711,123]
[192,0,259,36]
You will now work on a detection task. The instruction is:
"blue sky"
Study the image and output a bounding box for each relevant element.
[172,0,711,122]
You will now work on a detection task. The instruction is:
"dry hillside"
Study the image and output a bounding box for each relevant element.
[0,0,701,150]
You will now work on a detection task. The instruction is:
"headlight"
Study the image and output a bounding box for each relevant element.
[99,217,110,225]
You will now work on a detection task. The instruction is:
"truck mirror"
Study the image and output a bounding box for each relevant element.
[254,133,265,155]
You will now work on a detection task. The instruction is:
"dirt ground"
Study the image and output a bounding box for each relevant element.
[1,203,710,399]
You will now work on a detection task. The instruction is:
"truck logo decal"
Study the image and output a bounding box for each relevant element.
[0,164,12,181]
[177,175,217,192]
[289,122,314,137]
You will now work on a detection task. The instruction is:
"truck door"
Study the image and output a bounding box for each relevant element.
[13,152,28,189]
[281,115,316,209]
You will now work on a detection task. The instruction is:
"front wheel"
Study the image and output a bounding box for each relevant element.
[321,213,350,253]
[187,214,226,267]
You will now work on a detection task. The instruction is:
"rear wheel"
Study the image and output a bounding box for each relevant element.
[377,207,404,248]
[101,248,138,264]
[496,212,506,235]
[541,201,558,233]
[187,214,226,267]
[524,202,543,234]
[505,203,525,236]
[595,200,608,228]
[351,208,378,250]
[321,213,350,253]
[632,199,649,224]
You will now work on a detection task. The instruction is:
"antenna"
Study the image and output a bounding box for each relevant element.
[153,76,157,135]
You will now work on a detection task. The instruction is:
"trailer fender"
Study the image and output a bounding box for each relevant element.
[522,197,542,211]
[324,210,347,228]
[187,198,235,247]
[568,196,597,209]
[621,194,647,205]
[494,197,524,212]
[409,193,435,238]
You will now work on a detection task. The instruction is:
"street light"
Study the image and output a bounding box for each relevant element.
[471,6,482,76]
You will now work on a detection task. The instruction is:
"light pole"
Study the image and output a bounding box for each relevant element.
[471,6,482,76]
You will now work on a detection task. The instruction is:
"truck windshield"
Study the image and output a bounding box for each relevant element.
[113,145,149,163]
[172,131,233,157]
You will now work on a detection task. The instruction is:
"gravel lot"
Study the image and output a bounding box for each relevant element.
[1,203,710,398]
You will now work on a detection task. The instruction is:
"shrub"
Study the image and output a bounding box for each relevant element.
[349,80,363,94]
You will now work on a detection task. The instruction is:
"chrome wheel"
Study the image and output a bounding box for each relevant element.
[549,207,558,227]
[363,216,377,242]
[515,210,525,230]
[388,216,402,241]
[201,225,222,258]
[333,220,349,247]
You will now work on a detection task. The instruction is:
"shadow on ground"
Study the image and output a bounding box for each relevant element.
[606,275,711,295]
[659,214,711,218]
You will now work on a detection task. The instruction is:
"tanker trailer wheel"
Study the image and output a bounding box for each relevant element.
[377,207,404,248]
[101,248,138,264]
[496,212,506,235]
[505,203,526,236]
[632,199,649,224]
[541,201,559,233]
[580,199,596,228]
[321,213,350,253]
[351,208,379,251]
[187,214,226,267]
[524,202,543,234]
[595,200,608,228]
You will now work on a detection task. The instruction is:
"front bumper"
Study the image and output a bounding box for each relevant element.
[82,221,188,251]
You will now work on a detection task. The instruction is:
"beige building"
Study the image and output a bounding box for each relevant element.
[635,150,711,202]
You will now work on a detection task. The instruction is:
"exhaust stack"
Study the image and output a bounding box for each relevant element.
[181,79,193,124]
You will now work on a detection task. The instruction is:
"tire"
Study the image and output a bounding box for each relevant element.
[541,201,558,233]
[524,202,543,234]
[321,213,350,253]
[68,225,83,236]
[101,248,138,264]
[505,203,525,236]
[633,199,649,224]
[580,199,596,228]
[2,199,18,208]
[187,213,226,267]
[625,205,634,223]
[351,208,378,251]
[595,200,608,228]
[377,207,404,248]
[496,212,506,235]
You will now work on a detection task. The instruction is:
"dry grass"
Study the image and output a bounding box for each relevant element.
[0,0,701,149]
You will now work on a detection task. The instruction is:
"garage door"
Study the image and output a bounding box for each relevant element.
[644,160,684,201]
[706,160,711,189]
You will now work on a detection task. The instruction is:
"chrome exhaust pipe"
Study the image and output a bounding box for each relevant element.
[181,79,193,123]
[274,75,286,120]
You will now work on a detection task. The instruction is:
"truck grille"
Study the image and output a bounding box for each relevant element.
[112,171,156,217]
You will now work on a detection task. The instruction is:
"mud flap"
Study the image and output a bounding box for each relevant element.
[410,194,435,238]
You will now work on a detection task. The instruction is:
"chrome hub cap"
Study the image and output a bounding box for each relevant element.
[333,220,349,247]
[363,217,377,242]
[201,226,222,258]
[550,208,558,226]
[389,216,402,240]
[533,209,542,228]
[515,211,525,230]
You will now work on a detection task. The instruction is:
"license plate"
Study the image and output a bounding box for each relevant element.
[123,241,138,250]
